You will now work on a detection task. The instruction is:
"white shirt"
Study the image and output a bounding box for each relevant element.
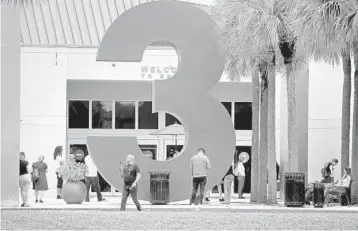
[338,176,351,187]
[55,156,64,171]
[235,162,245,176]
[85,155,98,177]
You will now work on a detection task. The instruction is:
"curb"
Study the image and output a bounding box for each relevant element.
[2,206,358,213]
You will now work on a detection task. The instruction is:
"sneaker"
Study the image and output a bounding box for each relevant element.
[21,203,24,207]
[205,197,210,202]
[98,198,106,202]
[219,198,224,202]
[56,195,61,199]
[39,200,44,203]
[35,200,38,203]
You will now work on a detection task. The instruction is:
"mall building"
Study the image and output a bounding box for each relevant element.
[15,0,352,195]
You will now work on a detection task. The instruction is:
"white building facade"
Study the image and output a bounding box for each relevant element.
[18,0,352,191]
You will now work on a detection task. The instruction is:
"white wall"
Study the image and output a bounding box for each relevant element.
[20,47,349,188]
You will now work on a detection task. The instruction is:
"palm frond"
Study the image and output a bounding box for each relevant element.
[289,0,357,65]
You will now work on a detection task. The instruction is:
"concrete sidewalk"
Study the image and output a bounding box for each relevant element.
[3,189,357,213]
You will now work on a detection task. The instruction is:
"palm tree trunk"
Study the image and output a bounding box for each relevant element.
[279,40,298,172]
[258,63,268,203]
[351,47,358,205]
[250,68,260,203]
[286,61,299,172]
[340,50,352,177]
[267,57,277,204]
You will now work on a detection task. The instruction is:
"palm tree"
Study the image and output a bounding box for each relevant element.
[211,0,309,203]
[290,0,354,178]
[290,0,358,204]
[225,57,262,202]
[211,0,284,203]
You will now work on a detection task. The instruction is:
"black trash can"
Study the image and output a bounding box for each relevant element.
[284,172,305,207]
[149,171,170,205]
[313,183,325,208]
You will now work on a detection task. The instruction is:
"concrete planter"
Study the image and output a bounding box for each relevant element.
[63,181,86,204]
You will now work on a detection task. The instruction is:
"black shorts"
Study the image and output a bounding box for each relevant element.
[57,173,63,189]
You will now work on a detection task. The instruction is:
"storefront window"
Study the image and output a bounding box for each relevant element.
[92,101,113,129]
[165,113,182,126]
[68,101,89,129]
[166,145,183,160]
[138,101,158,129]
[139,145,157,160]
[221,102,232,116]
[234,102,252,130]
[166,102,231,126]
[115,101,135,129]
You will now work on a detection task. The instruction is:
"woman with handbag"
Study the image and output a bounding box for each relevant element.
[54,146,64,199]
[32,155,48,203]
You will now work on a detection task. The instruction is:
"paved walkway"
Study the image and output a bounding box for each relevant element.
[3,189,357,213]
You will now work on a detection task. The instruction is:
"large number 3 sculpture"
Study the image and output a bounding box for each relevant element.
[87,1,236,202]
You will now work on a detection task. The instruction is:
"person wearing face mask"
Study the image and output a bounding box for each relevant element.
[32,155,48,203]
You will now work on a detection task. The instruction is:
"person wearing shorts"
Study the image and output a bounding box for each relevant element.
[19,152,32,207]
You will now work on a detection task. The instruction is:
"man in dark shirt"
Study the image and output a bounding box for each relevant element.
[118,154,141,211]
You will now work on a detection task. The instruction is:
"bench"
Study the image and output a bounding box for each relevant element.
[327,180,353,206]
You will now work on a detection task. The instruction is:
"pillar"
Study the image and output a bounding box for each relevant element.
[1,3,20,207]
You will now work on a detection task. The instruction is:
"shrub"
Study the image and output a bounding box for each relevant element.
[57,154,88,182]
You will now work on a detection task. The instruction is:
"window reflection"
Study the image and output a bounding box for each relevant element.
[92,101,112,129]
[139,145,157,160]
[68,101,89,129]
[234,102,252,130]
[221,102,232,116]
[138,101,158,129]
[115,102,135,129]
[166,113,181,126]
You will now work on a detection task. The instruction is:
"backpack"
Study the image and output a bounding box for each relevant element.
[31,168,39,182]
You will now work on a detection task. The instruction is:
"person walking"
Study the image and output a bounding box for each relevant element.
[19,152,31,207]
[223,161,235,204]
[84,154,106,202]
[190,148,211,206]
[32,155,48,203]
[54,146,64,199]
[118,154,141,211]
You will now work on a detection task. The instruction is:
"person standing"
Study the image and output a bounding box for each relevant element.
[84,155,106,202]
[118,154,142,211]
[190,148,211,206]
[235,152,249,199]
[19,152,31,207]
[33,155,48,203]
[54,146,64,199]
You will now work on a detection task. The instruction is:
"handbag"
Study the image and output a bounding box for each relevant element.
[31,168,40,182]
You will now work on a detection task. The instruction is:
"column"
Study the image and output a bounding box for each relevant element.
[1,3,20,207]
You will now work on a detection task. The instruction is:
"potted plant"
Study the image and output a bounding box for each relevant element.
[57,154,88,204]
